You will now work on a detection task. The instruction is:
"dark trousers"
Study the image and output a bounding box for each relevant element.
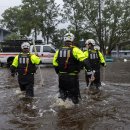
[18,73,34,97]
[58,74,80,104]
[85,70,101,88]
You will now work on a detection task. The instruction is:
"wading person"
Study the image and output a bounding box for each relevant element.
[10,42,41,97]
[53,32,94,104]
[84,39,106,91]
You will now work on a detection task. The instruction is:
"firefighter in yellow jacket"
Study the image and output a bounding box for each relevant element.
[53,32,94,104]
[10,42,41,97]
[84,39,106,90]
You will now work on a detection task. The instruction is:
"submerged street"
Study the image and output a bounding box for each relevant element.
[0,60,130,130]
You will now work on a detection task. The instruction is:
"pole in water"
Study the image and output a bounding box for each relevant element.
[38,65,44,86]
[87,70,95,89]
[102,67,106,86]
[32,36,44,86]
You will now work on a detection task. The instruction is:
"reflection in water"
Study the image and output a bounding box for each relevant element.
[0,61,130,130]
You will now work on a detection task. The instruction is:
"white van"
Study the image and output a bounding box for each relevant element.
[0,44,56,66]
[30,44,56,64]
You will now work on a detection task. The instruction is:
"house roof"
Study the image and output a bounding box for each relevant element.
[0,28,11,33]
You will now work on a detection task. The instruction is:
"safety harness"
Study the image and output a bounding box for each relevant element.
[17,53,36,75]
[88,49,100,70]
[57,47,80,73]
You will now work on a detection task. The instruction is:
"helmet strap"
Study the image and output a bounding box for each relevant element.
[23,48,29,53]
[65,41,73,46]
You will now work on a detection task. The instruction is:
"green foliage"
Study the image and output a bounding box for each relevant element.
[1,0,61,43]
[39,0,61,44]
[62,0,85,43]
[51,29,67,48]
[1,0,130,53]
[1,6,22,32]
[4,33,24,40]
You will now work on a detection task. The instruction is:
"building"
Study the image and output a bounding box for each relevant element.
[112,39,130,58]
[111,50,130,58]
[0,28,11,42]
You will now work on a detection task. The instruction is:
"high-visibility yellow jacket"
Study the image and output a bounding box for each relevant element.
[53,46,87,67]
[84,49,106,70]
[11,53,41,75]
[12,53,41,68]
[53,46,93,75]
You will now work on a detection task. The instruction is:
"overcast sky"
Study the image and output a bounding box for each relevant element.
[0,0,63,18]
[0,0,21,18]
[0,0,66,39]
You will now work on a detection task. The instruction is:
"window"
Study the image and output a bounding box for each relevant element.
[124,52,127,55]
[43,46,55,53]
[32,46,40,52]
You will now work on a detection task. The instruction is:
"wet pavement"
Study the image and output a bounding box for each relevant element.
[0,60,130,130]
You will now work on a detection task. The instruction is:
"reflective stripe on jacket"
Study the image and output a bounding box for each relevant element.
[12,53,41,75]
[57,47,80,73]
[84,49,105,70]
[53,46,87,74]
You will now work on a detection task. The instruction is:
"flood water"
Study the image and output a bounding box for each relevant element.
[0,60,130,130]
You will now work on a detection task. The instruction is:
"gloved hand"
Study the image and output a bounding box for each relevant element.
[54,66,59,74]
[10,65,16,76]
[86,70,95,75]
[11,73,15,77]
[39,60,42,64]
[101,63,106,67]
[91,70,95,81]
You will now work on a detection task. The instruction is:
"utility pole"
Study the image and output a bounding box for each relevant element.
[34,27,37,41]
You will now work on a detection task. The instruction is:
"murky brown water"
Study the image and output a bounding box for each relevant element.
[0,61,130,130]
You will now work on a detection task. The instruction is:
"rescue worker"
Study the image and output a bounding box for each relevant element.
[53,32,94,104]
[84,39,106,90]
[10,42,41,97]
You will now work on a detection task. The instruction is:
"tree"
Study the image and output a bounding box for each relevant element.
[52,28,68,48]
[1,6,22,33]
[5,33,26,40]
[101,0,130,55]
[1,0,61,43]
[39,0,61,44]
[21,0,61,43]
[79,0,130,55]
[1,0,130,54]
[62,0,85,43]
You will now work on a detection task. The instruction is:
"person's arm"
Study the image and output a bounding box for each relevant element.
[53,50,59,74]
[31,54,41,65]
[10,55,18,77]
[98,51,106,67]
[84,50,89,58]
[73,47,92,71]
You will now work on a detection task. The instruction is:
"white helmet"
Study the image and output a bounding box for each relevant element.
[85,39,95,46]
[64,32,75,42]
[21,42,30,49]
